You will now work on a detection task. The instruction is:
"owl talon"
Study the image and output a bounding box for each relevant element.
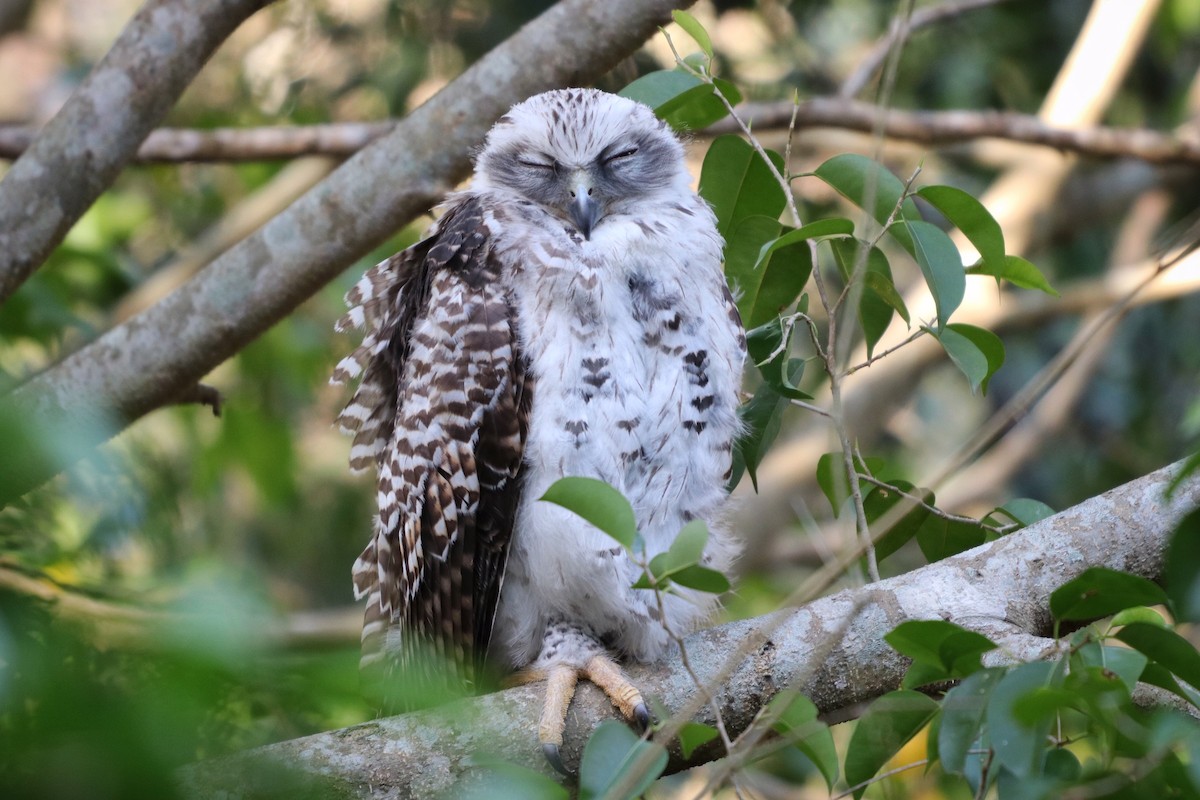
[543,743,568,776]
[633,702,651,732]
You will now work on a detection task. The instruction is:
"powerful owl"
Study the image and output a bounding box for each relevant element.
[332,88,746,769]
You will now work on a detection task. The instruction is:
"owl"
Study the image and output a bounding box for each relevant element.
[331,88,746,770]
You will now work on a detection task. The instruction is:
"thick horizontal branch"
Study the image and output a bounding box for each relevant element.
[2,99,1197,166]
[0,0,274,305]
[180,460,1199,799]
[0,0,697,505]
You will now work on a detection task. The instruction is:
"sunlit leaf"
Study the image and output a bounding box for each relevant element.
[671,9,713,58]
[966,255,1058,296]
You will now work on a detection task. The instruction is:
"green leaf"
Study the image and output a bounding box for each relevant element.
[578,720,668,800]
[1075,642,1148,694]
[934,323,1005,394]
[815,452,886,517]
[885,620,998,689]
[812,153,919,252]
[1166,508,1200,623]
[699,135,786,237]
[1111,606,1168,629]
[844,690,939,798]
[987,661,1061,777]
[671,9,713,58]
[745,231,821,329]
[462,756,570,800]
[938,668,1003,775]
[1050,567,1169,622]
[678,722,719,759]
[966,255,1058,296]
[1116,622,1200,691]
[769,693,839,790]
[540,477,638,550]
[995,498,1056,528]
[745,318,809,400]
[724,215,786,328]
[831,238,908,358]
[1140,662,1200,708]
[730,378,789,491]
[917,185,1006,271]
[753,218,855,271]
[666,519,708,569]
[932,325,987,393]
[619,71,742,131]
[916,515,986,562]
[862,481,933,562]
[906,220,965,329]
[668,564,731,593]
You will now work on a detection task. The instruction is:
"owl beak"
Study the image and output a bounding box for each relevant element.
[568,175,600,240]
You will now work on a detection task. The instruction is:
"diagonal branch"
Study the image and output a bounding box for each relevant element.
[0,0,698,507]
[0,0,276,306]
[177,460,1199,799]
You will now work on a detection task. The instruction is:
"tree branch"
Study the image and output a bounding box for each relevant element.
[0,0,698,506]
[0,0,275,306]
[711,98,1200,165]
[179,460,1199,799]
[3,100,1198,165]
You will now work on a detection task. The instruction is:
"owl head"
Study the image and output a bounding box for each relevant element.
[472,88,690,239]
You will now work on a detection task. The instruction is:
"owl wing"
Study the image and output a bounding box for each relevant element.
[331,195,527,699]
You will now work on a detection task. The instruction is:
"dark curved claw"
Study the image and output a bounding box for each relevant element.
[543,742,568,776]
[633,702,651,732]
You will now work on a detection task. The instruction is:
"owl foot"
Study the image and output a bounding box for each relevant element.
[537,655,650,775]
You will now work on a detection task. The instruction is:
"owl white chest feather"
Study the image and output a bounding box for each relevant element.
[481,190,744,669]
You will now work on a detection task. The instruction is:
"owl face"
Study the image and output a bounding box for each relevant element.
[474,88,688,239]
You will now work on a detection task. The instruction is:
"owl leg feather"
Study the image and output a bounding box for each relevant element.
[527,622,650,774]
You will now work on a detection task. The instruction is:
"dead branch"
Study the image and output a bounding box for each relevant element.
[178,460,1199,799]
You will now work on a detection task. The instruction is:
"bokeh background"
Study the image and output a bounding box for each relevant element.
[1,0,1198,797]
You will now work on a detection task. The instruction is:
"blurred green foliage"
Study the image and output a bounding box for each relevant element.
[0,0,1199,798]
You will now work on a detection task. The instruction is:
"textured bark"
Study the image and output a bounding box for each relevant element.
[179,460,1200,799]
[0,0,698,505]
[0,0,273,305]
